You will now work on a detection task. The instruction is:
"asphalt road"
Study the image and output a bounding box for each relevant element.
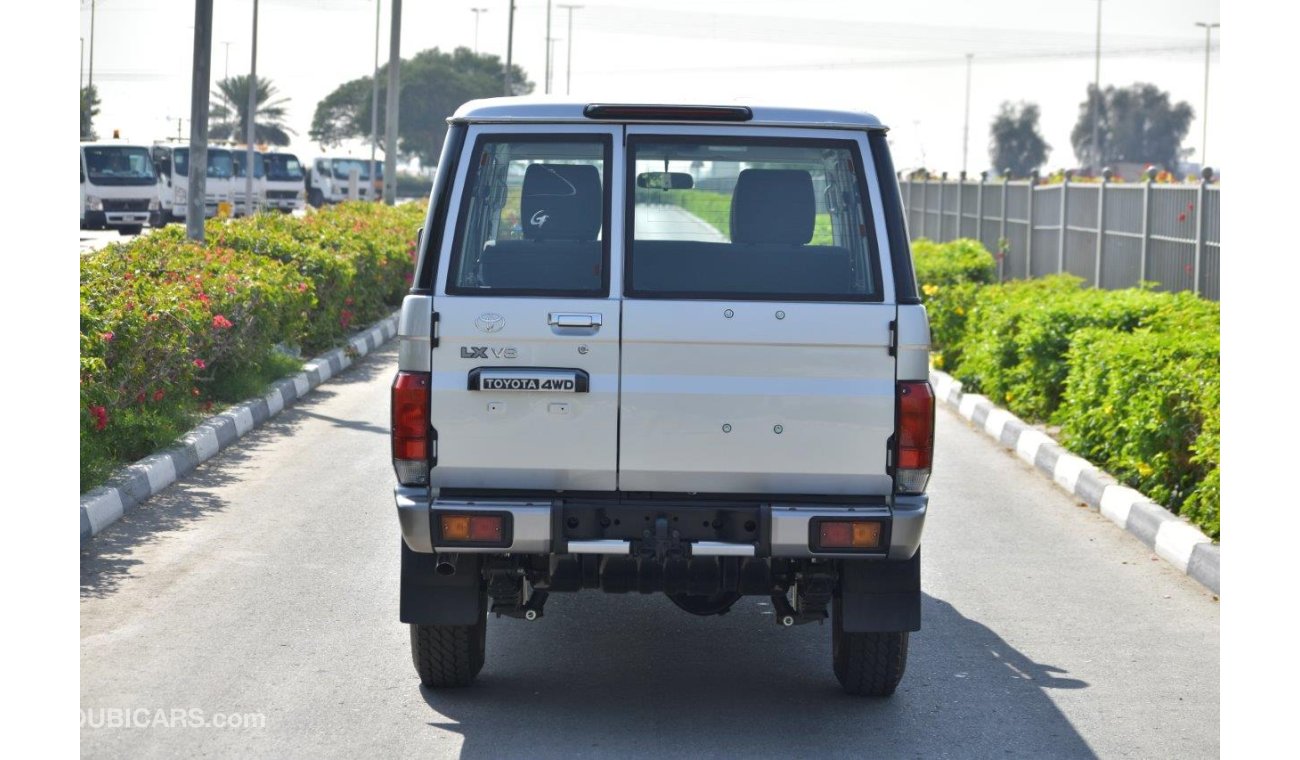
[80,342,1219,759]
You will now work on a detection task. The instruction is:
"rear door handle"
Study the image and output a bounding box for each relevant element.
[548,312,603,329]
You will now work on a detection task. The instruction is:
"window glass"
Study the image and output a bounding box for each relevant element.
[628,138,880,301]
[449,137,608,296]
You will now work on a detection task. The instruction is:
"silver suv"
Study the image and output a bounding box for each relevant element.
[392,99,934,696]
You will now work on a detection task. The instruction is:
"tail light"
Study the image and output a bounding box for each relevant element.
[392,371,432,485]
[895,380,935,494]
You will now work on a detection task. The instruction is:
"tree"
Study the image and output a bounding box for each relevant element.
[81,85,100,141]
[310,47,533,165]
[1071,82,1194,171]
[989,101,1050,178]
[209,75,295,146]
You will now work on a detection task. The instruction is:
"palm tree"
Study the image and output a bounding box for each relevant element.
[209,75,295,146]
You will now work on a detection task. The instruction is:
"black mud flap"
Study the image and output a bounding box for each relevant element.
[839,548,921,633]
[399,541,484,626]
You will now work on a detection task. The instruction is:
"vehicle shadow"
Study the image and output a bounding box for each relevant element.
[417,593,1095,759]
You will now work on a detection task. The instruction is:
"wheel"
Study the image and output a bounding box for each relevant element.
[410,592,488,688]
[668,591,742,616]
[308,189,324,208]
[831,595,909,696]
[118,224,143,236]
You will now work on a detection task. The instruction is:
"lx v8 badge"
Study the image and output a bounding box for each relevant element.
[461,346,518,359]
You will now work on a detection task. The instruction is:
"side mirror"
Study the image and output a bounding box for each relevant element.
[636,171,694,190]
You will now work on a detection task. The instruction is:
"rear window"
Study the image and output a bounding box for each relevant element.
[448,136,610,297]
[626,137,882,301]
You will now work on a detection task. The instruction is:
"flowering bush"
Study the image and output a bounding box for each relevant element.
[911,238,996,370]
[80,202,423,491]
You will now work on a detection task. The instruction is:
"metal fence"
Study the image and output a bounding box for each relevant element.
[898,172,1221,300]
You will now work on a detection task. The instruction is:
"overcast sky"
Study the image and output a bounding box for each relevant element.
[79,0,1220,173]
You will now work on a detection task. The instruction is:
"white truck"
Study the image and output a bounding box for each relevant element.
[80,141,161,234]
[306,156,383,206]
[231,149,266,216]
[260,150,306,213]
[150,143,235,224]
[392,99,934,696]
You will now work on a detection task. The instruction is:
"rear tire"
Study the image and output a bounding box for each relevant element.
[831,596,909,696]
[308,189,324,208]
[410,594,488,688]
[118,225,143,236]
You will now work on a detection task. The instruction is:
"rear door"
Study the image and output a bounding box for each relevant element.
[619,126,897,496]
[430,124,623,492]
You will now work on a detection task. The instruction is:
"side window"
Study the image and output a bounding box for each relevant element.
[627,138,882,301]
[447,137,609,296]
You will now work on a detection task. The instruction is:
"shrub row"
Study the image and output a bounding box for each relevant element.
[913,238,1220,538]
[80,202,425,492]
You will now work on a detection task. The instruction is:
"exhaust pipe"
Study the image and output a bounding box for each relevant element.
[435,553,459,576]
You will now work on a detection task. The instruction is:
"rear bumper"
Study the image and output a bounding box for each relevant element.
[396,487,926,560]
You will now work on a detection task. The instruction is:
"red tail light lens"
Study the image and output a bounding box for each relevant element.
[896,381,935,494]
[392,371,431,485]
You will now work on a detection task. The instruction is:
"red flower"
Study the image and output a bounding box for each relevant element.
[136,392,146,404]
[198,293,211,305]
[88,405,108,431]
[191,387,201,397]
[297,282,310,293]
[153,389,165,402]
[339,309,354,329]
[1177,212,1187,222]
[147,313,160,322]
[344,296,354,306]
[100,331,114,342]
[212,314,233,329]
[193,358,206,369]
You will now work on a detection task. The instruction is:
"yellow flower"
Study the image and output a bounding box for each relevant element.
[922,283,939,296]
[954,306,965,316]
[933,354,945,368]
[1005,393,1014,402]
[1136,462,1154,477]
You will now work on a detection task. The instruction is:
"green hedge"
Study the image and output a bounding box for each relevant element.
[80,202,424,492]
[913,238,1220,538]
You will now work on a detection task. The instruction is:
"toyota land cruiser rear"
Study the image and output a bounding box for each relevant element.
[392,99,933,697]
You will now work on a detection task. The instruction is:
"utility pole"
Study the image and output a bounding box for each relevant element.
[1090,0,1102,173]
[544,0,553,94]
[371,0,381,201]
[81,37,85,89]
[222,41,232,79]
[471,7,487,54]
[961,53,972,177]
[558,4,582,96]
[187,0,214,242]
[384,0,401,205]
[504,0,515,96]
[88,0,96,91]
[245,0,259,216]
[1195,21,1219,168]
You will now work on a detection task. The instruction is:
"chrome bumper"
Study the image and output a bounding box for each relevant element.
[395,487,926,560]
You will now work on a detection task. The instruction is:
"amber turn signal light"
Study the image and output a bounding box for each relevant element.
[815,520,883,550]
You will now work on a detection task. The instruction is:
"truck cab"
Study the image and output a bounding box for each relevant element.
[80,141,161,234]
[151,143,235,223]
[261,150,306,213]
[231,149,266,216]
[392,99,933,696]
[307,156,383,206]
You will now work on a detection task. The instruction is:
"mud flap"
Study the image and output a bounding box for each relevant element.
[399,541,485,625]
[839,548,921,633]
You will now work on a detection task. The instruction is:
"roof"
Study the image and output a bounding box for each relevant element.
[450,97,886,131]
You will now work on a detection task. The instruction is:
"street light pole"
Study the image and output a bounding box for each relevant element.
[88,0,96,91]
[187,0,214,242]
[471,8,487,54]
[558,4,582,96]
[1195,21,1219,169]
[545,0,553,94]
[371,0,381,201]
[1090,0,1102,173]
[221,41,232,79]
[961,53,972,177]
[383,0,401,205]
[504,0,515,95]
[245,0,259,216]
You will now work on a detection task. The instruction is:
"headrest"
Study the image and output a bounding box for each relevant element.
[730,169,815,245]
[521,164,602,241]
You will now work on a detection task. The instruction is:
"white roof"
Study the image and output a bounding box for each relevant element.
[449,97,886,131]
